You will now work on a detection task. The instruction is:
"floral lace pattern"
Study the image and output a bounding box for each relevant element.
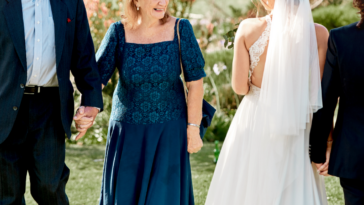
[248,15,272,83]
[96,19,206,124]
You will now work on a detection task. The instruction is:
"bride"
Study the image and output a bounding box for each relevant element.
[205,0,329,204]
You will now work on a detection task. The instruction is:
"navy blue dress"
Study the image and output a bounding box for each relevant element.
[96,18,206,205]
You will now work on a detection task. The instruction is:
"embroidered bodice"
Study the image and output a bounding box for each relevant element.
[248,15,272,84]
[96,19,206,124]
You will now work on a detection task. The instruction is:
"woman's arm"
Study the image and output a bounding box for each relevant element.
[232,21,251,95]
[178,19,206,154]
[186,79,204,154]
[315,23,329,80]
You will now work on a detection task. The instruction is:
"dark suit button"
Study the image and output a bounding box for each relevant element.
[20,84,25,88]
[13,106,18,111]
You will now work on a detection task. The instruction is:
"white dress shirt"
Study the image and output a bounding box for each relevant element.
[22,0,58,87]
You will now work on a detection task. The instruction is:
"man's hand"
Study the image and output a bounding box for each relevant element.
[73,106,99,140]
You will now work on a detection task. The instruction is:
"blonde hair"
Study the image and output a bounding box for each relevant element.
[121,0,170,29]
[252,0,273,17]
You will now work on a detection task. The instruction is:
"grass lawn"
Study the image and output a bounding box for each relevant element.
[24,143,344,205]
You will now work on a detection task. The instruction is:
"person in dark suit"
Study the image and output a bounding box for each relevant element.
[310,1,364,204]
[0,0,103,204]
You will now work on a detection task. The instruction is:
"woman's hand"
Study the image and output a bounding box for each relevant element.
[187,126,203,154]
[317,141,333,176]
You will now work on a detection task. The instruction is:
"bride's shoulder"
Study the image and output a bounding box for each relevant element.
[237,17,266,33]
[314,23,329,47]
[235,17,267,47]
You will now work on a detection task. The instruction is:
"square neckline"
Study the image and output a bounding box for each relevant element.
[124,18,180,46]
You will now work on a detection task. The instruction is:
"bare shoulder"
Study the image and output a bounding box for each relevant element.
[237,18,266,35]
[167,16,177,24]
[314,23,329,46]
[236,17,267,46]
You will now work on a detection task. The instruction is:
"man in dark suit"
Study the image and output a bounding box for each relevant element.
[0,0,103,204]
[310,12,364,205]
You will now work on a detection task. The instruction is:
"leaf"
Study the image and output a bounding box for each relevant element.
[223,35,228,41]
[227,31,235,37]
[228,44,234,49]
[224,40,228,48]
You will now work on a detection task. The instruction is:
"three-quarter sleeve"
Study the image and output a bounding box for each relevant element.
[96,23,119,86]
[179,19,206,82]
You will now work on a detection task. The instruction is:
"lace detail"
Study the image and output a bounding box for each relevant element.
[248,16,272,83]
[246,84,261,98]
[96,19,206,124]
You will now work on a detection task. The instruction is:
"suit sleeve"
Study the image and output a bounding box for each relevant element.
[70,0,103,110]
[310,31,340,163]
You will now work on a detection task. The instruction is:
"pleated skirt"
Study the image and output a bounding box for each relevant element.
[99,118,194,205]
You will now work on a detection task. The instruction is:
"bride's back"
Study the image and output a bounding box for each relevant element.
[232,15,329,95]
[244,17,271,88]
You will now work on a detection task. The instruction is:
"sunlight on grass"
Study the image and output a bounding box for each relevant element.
[24,144,343,205]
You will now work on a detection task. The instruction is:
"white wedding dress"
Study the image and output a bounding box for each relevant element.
[205,16,328,205]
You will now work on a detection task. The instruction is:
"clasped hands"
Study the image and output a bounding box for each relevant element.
[314,141,333,177]
[73,106,99,140]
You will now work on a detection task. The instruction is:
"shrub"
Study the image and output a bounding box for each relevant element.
[312,4,360,31]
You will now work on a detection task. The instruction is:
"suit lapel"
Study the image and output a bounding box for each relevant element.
[50,0,67,69]
[3,0,27,71]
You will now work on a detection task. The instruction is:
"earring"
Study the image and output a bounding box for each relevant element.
[137,7,139,10]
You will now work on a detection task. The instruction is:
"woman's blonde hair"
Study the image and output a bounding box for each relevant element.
[121,0,170,29]
[252,0,274,17]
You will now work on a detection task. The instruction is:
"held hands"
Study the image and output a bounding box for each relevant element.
[187,125,203,153]
[315,141,333,177]
[73,106,99,141]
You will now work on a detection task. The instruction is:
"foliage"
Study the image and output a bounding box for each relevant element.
[312,3,360,31]
[202,50,243,142]
[222,2,360,49]
[23,144,344,205]
[169,0,196,18]
[85,0,122,51]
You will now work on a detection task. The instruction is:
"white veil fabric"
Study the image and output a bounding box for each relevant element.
[256,0,322,137]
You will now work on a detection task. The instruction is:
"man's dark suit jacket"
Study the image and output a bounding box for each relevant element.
[310,22,364,180]
[0,0,103,143]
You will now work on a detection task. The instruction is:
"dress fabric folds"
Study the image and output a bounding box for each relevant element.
[100,119,194,205]
[205,85,328,205]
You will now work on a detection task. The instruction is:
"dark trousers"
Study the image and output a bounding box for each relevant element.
[0,90,70,205]
[340,178,364,205]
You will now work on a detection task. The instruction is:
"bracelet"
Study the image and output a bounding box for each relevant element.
[187,123,200,128]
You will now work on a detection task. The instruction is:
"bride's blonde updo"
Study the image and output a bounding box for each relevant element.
[251,0,274,17]
[121,0,170,29]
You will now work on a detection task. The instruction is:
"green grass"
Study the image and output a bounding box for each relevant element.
[24,143,344,205]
